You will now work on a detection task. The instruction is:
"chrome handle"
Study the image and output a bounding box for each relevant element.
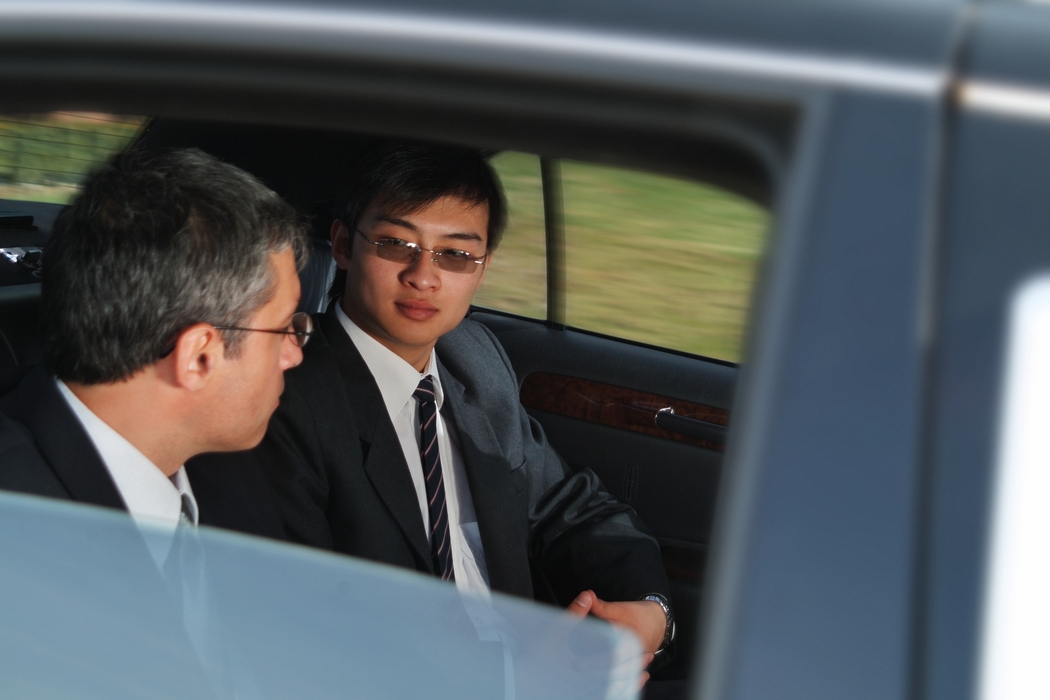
[654,406,728,445]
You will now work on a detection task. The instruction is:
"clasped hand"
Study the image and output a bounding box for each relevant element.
[567,589,666,686]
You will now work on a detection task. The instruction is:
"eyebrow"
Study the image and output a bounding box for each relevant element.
[373,214,484,243]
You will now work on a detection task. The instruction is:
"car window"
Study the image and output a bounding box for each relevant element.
[0,112,147,204]
[472,152,770,362]
[560,160,769,362]
[473,151,547,319]
[0,490,640,699]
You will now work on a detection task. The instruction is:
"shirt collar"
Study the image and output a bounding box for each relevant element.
[335,302,444,415]
[55,378,197,528]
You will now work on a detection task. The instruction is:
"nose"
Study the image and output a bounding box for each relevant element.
[280,334,304,370]
[399,249,441,290]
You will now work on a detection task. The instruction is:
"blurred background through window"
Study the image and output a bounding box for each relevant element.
[0,113,147,204]
[477,152,769,363]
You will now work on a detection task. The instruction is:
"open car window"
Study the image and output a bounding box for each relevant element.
[475,151,547,320]
[473,153,770,363]
[0,113,147,204]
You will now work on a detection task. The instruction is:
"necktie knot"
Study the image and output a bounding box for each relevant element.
[179,492,197,527]
[413,375,436,405]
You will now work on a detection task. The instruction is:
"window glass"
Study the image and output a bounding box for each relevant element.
[0,113,147,204]
[561,160,769,362]
[473,151,546,319]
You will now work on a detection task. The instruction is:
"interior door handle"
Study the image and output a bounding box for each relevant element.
[655,407,728,444]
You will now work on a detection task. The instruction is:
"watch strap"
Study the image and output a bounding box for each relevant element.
[640,593,675,653]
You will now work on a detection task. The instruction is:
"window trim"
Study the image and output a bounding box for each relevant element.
[540,156,565,329]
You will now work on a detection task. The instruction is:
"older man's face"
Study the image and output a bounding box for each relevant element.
[206,248,304,450]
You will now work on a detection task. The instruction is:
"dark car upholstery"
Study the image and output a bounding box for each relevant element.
[0,283,42,396]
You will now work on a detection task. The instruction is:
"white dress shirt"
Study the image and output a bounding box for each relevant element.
[336,304,491,595]
[56,378,198,565]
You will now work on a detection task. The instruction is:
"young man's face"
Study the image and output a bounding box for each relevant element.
[207,248,304,450]
[335,195,489,370]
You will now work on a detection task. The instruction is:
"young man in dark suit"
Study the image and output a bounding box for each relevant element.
[255,142,675,665]
[0,148,311,538]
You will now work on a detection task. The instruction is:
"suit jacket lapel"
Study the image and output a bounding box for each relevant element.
[319,309,431,570]
[437,358,532,597]
[10,366,126,510]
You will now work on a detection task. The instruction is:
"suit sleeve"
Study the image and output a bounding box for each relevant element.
[476,324,672,607]
[251,371,335,550]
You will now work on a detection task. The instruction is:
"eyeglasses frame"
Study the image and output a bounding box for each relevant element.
[158,310,314,358]
[353,226,487,273]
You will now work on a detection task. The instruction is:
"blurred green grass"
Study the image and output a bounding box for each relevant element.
[479,152,768,363]
[0,113,146,204]
[474,152,548,320]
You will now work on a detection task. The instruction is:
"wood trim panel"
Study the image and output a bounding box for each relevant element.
[519,372,730,451]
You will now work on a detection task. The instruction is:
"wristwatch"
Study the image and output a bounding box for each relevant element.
[640,593,676,654]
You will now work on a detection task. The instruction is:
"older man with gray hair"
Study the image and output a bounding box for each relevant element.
[0,147,310,537]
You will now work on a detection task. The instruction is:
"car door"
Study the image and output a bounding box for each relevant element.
[920,5,1050,699]
[0,1,965,697]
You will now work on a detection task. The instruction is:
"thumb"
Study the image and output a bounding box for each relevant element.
[568,590,595,617]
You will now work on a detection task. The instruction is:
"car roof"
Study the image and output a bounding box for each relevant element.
[303,0,966,64]
[1,0,964,77]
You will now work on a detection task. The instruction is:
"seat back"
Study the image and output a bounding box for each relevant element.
[0,283,43,396]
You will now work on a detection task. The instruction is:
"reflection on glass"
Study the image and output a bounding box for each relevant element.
[474,152,547,320]
[562,160,769,362]
[0,491,640,700]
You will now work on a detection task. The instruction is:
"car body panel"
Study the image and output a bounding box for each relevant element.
[4,1,1050,699]
[922,6,1050,700]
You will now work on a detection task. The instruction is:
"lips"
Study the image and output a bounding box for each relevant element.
[396,299,438,321]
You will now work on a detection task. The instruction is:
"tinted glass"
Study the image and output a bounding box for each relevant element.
[561,160,769,361]
[0,113,147,204]
[0,492,641,699]
[473,151,546,319]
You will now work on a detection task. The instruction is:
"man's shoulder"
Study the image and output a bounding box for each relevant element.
[436,318,518,400]
[436,318,504,363]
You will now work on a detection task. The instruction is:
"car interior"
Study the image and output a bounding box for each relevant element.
[0,111,776,684]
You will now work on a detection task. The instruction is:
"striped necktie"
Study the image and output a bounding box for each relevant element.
[163,507,217,675]
[413,376,455,582]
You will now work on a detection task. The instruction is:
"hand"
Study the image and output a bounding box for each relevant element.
[568,590,666,685]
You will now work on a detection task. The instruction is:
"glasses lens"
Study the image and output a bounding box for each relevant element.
[436,253,486,274]
[374,240,419,264]
[290,312,313,347]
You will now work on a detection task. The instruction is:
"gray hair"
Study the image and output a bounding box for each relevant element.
[42,148,309,384]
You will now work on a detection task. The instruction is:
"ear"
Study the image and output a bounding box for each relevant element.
[170,323,226,391]
[331,220,352,270]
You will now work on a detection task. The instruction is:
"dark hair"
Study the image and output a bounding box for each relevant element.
[42,147,309,384]
[330,141,507,300]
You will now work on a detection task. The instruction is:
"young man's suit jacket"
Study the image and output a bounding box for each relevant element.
[254,306,671,605]
[0,365,286,539]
